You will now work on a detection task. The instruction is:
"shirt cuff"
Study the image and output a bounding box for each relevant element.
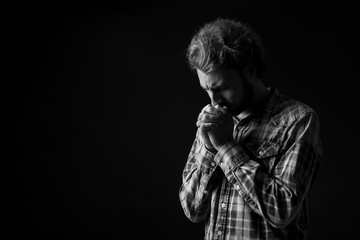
[198,144,217,174]
[214,140,250,176]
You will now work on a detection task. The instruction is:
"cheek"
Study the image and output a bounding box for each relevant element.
[222,89,238,102]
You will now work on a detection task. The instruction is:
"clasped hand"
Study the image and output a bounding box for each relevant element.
[196,104,234,152]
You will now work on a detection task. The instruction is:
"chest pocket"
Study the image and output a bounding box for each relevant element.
[245,140,280,174]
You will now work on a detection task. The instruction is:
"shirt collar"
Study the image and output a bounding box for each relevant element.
[233,87,281,124]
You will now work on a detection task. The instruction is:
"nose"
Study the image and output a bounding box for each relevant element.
[208,91,223,107]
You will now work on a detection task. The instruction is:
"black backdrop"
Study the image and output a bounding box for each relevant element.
[3,1,359,239]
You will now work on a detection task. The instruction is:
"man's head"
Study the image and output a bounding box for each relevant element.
[187,19,267,116]
[186,18,266,78]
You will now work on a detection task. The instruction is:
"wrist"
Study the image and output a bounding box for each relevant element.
[214,138,234,151]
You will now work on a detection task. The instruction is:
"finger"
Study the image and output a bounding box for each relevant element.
[209,105,231,119]
[200,104,213,114]
[200,105,218,119]
[197,118,219,127]
[198,104,229,123]
[205,107,228,122]
[198,112,222,124]
[197,119,220,128]
[214,105,232,120]
[214,104,226,114]
[198,122,219,131]
[198,104,214,121]
[199,112,223,123]
[205,104,220,115]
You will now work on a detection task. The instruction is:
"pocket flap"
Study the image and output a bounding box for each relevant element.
[246,140,279,159]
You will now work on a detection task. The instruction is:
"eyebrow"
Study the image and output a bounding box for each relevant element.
[201,81,227,91]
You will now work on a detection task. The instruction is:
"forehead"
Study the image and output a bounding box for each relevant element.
[197,68,240,89]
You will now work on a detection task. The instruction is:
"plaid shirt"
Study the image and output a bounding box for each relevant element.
[179,88,322,240]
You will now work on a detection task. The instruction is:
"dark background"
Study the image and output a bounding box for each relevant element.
[3,1,359,239]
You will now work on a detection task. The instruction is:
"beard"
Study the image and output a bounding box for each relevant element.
[228,79,254,116]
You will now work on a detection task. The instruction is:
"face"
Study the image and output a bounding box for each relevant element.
[197,67,254,116]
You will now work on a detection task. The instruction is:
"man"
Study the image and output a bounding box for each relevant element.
[179,18,322,240]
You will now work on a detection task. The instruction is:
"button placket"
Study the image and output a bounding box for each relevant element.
[214,180,230,239]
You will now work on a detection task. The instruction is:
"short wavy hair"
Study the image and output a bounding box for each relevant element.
[186,18,266,78]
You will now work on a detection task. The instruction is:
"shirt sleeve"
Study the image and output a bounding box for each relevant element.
[179,129,223,223]
[214,111,322,228]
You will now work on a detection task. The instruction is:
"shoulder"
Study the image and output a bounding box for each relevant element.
[271,94,318,127]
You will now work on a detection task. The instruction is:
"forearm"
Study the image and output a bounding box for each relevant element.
[179,144,221,223]
[214,138,320,228]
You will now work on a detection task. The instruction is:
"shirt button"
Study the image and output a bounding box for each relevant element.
[258,150,264,156]
[221,203,226,208]
[217,231,222,235]
[235,185,240,190]
[211,161,216,167]
[220,162,225,168]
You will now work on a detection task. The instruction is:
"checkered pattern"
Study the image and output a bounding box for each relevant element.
[179,88,322,240]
